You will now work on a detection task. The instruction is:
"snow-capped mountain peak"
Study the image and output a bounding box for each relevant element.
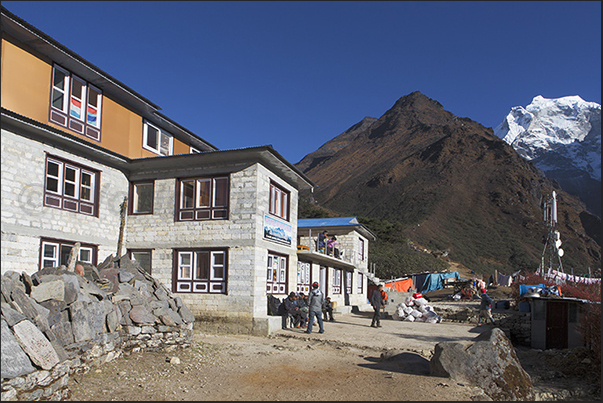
[494,95,601,217]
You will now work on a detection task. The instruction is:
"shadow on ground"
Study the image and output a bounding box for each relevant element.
[357,352,431,376]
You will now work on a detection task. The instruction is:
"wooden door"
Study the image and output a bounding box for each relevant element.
[546,301,568,349]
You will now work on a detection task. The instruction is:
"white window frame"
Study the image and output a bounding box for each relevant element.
[130,181,154,215]
[51,65,70,113]
[266,252,287,294]
[332,268,342,294]
[269,181,289,221]
[128,249,152,274]
[296,261,311,294]
[69,75,86,121]
[40,239,95,269]
[175,249,227,294]
[50,64,102,140]
[190,146,201,153]
[358,238,365,261]
[143,121,173,156]
[86,84,102,128]
[357,272,364,294]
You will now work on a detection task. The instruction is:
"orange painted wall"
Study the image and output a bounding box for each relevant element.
[1,35,52,124]
[2,35,192,159]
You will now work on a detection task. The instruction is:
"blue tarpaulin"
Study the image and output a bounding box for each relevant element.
[519,284,545,296]
[415,272,459,293]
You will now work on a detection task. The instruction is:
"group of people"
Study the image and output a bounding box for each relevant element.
[280,282,335,334]
[317,230,340,258]
[281,282,496,333]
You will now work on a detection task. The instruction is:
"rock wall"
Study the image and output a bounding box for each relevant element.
[1,255,195,401]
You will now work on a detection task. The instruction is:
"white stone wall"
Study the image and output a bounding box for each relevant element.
[1,128,128,276]
[125,163,299,320]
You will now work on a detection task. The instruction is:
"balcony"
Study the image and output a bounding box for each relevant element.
[296,237,356,270]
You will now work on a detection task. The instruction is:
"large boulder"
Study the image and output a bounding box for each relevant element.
[430,327,534,401]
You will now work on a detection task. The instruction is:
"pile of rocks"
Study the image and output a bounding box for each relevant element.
[391,295,443,323]
[1,255,195,401]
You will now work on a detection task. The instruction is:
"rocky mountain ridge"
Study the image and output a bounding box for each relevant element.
[296,91,600,275]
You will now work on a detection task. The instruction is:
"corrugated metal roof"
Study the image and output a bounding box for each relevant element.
[297,217,360,227]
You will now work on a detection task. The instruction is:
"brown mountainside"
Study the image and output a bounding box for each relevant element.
[296,91,601,274]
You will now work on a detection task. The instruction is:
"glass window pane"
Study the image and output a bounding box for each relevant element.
[131,251,151,274]
[53,69,66,90]
[79,248,91,263]
[214,178,228,207]
[64,183,75,197]
[181,181,194,209]
[60,245,72,266]
[65,167,76,182]
[52,90,64,109]
[213,266,224,280]
[81,172,91,187]
[87,88,99,107]
[134,183,153,213]
[160,132,171,155]
[146,125,158,150]
[196,252,209,280]
[43,244,56,258]
[198,179,211,207]
[46,177,59,193]
[47,161,59,177]
[71,79,83,99]
[213,253,224,266]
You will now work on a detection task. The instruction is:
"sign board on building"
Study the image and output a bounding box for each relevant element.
[264,214,292,245]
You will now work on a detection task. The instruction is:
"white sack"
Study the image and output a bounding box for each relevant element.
[403,306,414,315]
[410,309,423,318]
[414,297,428,306]
[404,314,415,322]
[405,296,414,306]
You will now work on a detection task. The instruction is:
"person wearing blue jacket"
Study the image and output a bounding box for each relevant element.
[477,288,495,326]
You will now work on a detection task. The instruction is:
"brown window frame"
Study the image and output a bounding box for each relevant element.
[175,176,230,222]
[48,64,102,141]
[43,153,100,217]
[172,248,228,294]
[39,237,98,269]
[267,251,288,295]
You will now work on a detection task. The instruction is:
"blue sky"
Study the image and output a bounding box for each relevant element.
[3,1,600,164]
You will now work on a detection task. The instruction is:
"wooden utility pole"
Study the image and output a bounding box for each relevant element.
[116,197,128,258]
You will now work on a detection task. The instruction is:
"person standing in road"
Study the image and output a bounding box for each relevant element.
[477,288,496,326]
[305,282,325,334]
[370,284,385,327]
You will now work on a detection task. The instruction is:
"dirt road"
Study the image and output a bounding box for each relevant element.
[65,309,599,401]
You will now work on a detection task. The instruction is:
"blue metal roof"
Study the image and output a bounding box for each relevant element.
[297,217,360,227]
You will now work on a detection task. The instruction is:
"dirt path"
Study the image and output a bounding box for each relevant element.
[66,331,488,401]
[65,304,600,402]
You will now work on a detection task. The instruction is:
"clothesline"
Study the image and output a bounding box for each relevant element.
[536,268,601,285]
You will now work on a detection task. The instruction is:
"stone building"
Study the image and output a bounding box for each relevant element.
[0,6,375,334]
